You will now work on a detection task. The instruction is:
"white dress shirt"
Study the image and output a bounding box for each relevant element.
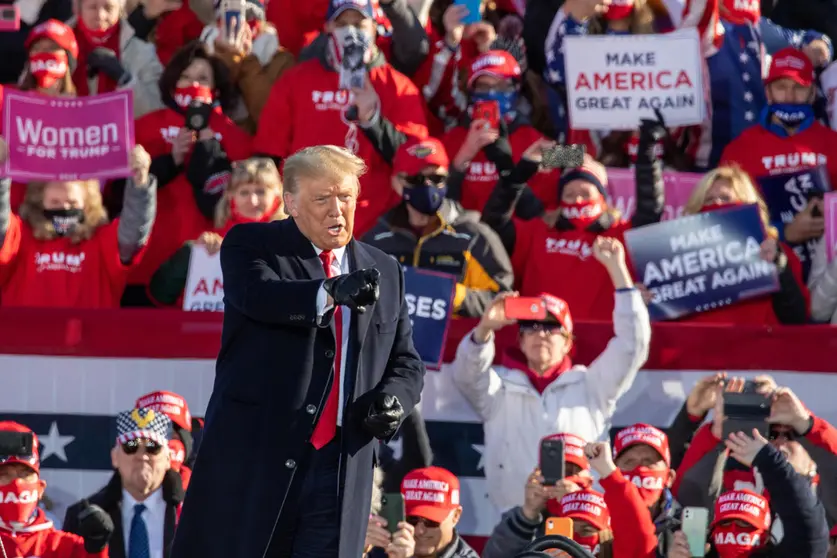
[122,487,165,558]
[314,244,351,427]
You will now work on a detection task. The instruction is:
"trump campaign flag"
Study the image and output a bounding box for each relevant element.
[624,204,779,321]
[403,267,456,369]
[183,245,224,312]
[562,28,705,130]
[3,89,134,181]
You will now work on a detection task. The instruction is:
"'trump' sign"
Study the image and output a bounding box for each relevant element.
[183,245,224,312]
[607,168,701,221]
[403,266,456,369]
[563,29,705,130]
[3,90,134,181]
[624,204,779,321]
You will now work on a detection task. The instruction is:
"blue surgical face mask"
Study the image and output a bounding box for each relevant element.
[470,90,518,118]
[768,102,814,128]
[402,175,447,216]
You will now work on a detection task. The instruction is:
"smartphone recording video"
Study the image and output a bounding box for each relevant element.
[542,144,586,169]
[472,100,500,130]
[338,28,368,91]
[504,297,547,321]
[722,392,771,440]
[0,6,20,31]
[540,438,566,486]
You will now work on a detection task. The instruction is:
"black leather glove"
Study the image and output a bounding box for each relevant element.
[323,268,380,313]
[87,48,132,86]
[639,108,667,143]
[77,503,114,553]
[363,393,404,439]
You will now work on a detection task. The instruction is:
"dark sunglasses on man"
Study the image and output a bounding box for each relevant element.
[404,174,446,188]
[406,516,441,529]
[122,439,164,456]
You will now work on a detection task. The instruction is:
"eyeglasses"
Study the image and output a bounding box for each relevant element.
[404,174,447,187]
[519,322,564,334]
[122,439,164,456]
[769,428,796,441]
[406,516,441,529]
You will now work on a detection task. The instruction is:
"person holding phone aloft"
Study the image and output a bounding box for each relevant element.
[451,236,650,513]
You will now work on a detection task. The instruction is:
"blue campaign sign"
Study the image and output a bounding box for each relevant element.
[402,266,456,369]
[624,204,780,321]
[757,166,831,280]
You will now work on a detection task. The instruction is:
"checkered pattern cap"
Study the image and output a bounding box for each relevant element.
[116,408,171,447]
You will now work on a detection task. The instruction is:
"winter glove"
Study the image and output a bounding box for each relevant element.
[639,108,667,144]
[323,268,380,314]
[363,393,404,439]
[77,503,114,553]
[87,48,132,86]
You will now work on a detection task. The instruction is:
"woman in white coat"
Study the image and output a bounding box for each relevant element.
[451,236,651,513]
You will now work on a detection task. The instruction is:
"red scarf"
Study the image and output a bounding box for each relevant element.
[501,348,572,394]
[73,19,121,96]
[218,197,282,236]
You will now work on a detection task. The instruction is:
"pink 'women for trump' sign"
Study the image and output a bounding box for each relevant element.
[607,167,702,221]
[2,89,134,181]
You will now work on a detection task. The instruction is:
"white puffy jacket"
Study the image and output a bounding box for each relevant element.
[807,237,837,323]
[451,290,651,512]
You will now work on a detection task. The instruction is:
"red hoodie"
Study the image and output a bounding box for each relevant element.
[0,509,106,558]
[131,107,252,287]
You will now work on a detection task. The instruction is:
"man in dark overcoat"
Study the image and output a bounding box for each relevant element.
[171,144,426,558]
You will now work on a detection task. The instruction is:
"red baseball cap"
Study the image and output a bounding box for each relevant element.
[556,489,610,530]
[392,137,449,177]
[766,47,814,87]
[136,391,192,432]
[543,433,588,470]
[603,0,634,20]
[401,467,460,523]
[613,423,671,466]
[540,293,574,334]
[467,50,522,88]
[0,422,40,475]
[712,490,771,531]
[25,19,78,70]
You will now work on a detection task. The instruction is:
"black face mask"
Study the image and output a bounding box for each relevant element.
[402,174,447,216]
[43,208,84,236]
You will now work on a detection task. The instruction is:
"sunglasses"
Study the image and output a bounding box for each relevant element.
[122,439,164,456]
[406,516,441,529]
[404,174,447,187]
[519,322,564,333]
[769,428,796,441]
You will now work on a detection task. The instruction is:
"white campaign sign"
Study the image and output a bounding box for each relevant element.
[182,245,224,312]
[821,61,837,132]
[563,29,705,130]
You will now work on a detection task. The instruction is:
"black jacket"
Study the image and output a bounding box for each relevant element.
[62,471,184,558]
[171,218,425,558]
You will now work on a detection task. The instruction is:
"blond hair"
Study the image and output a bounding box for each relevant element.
[282,145,367,195]
[20,180,108,243]
[215,158,286,228]
[684,165,777,238]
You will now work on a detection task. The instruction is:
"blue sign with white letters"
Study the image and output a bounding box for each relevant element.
[403,266,456,369]
[757,166,830,281]
[624,204,780,321]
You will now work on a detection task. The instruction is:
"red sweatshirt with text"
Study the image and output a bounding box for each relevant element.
[0,510,106,558]
[511,217,630,321]
[442,122,561,212]
[253,58,428,236]
[600,470,659,558]
[720,122,837,190]
[0,217,138,308]
[131,108,252,286]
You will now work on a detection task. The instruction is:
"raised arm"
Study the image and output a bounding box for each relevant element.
[118,146,157,264]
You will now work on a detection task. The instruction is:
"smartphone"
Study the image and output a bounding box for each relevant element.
[0,5,20,31]
[545,516,574,538]
[0,431,34,457]
[505,297,548,321]
[542,145,586,169]
[338,27,368,90]
[379,493,405,535]
[454,0,481,24]
[472,100,500,130]
[339,64,366,91]
[540,438,566,486]
[681,507,710,557]
[722,392,771,440]
[185,101,212,132]
[220,0,245,42]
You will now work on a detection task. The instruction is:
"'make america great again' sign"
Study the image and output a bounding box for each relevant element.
[3,90,134,181]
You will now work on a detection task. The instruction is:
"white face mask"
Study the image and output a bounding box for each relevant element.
[328,25,373,69]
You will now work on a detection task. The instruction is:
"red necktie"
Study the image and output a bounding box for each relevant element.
[311,251,342,449]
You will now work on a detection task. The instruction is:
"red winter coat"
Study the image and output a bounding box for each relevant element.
[155,6,206,66]
[511,217,630,321]
[131,107,252,287]
[253,58,428,236]
[442,121,561,212]
[600,470,659,558]
[0,509,106,558]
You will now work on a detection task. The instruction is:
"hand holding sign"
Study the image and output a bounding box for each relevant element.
[196,232,223,255]
[0,135,7,165]
[474,291,518,343]
[785,198,825,243]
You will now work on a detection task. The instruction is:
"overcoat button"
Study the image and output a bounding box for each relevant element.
[306,405,317,414]
[325,350,335,358]
[285,459,296,469]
